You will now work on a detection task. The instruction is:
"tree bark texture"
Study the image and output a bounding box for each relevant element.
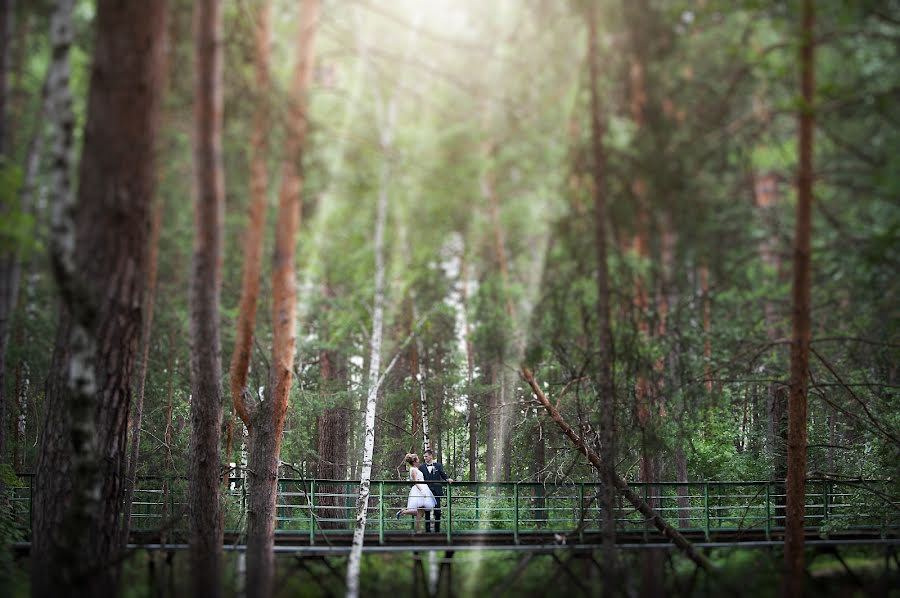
[0,0,13,462]
[522,367,714,572]
[346,130,390,598]
[189,0,225,595]
[315,278,350,528]
[587,6,618,577]
[33,1,167,595]
[121,194,163,548]
[243,3,319,596]
[230,0,271,431]
[784,1,815,596]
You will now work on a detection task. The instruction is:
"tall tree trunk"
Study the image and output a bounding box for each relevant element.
[239,4,319,597]
[587,5,618,583]
[754,170,788,478]
[189,0,225,594]
[346,113,392,598]
[0,0,14,463]
[784,1,815,595]
[33,1,167,595]
[481,143,516,480]
[121,193,163,548]
[228,0,271,458]
[316,279,349,528]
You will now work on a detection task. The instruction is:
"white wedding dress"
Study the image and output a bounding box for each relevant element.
[406,466,436,511]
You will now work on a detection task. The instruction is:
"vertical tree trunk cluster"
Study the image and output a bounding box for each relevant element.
[189,0,225,594]
[784,0,815,595]
[229,0,272,447]
[230,2,320,597]
[33,1,167,595]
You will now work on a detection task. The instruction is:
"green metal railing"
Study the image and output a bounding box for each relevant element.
[7,476,899,545]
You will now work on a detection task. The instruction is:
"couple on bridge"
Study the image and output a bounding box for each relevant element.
[395,449,454,533]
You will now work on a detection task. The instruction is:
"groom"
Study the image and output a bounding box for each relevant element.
[419,448,453,533]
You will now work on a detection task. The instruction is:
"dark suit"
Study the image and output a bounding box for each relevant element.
[419,461,450,532]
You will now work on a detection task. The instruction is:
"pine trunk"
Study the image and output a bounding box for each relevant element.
[587,6,618,578]
[243,3,319,596]
[784,1,815,595]
[0,0,16,463]
[229,0,271,433]
[121,195,163,547]
[189,0,225,594]
[33,1,167,595]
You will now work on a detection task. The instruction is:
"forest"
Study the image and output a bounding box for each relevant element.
[0,0,898,597]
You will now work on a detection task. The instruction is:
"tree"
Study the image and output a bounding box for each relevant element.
[586,3,618,587]
[234,2,320,596]
[784,0,816,595]
[32,0,167,594]
[188,0,226,594]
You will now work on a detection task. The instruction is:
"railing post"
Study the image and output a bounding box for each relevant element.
[822,480,829,528]
[475,484,480,529]
[379,481,384,545]
[643,483,650,542]
[446,484,452,544]
[765,482,771,541]
[309,479,316,545]
[703,482,710,542]
[513,483,519,545]
[346,481,352,528]
[579,483,585,544]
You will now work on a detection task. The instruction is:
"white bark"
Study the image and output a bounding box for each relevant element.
[345,11,421,596]
[47,0,102,562]
[345,156,388,598]
[417,372,431,453]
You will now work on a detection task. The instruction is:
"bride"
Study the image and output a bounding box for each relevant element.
[395,453,435,533]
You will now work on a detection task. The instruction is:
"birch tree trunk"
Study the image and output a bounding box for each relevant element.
[346,137,390,598]
[189,0,225,594]
[587,5,618,584]
[240,3,319,596]
[784,1,815,595]
[33,1,167,595]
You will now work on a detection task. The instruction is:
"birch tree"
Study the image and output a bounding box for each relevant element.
[345,112,391,598]
[345,11,424,592]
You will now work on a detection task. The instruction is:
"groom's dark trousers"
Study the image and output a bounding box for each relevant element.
[419,461,450,533]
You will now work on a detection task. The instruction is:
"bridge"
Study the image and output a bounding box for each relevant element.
[9,475,899,551]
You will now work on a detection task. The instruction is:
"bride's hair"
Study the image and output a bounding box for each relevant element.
[405,453,418,466]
